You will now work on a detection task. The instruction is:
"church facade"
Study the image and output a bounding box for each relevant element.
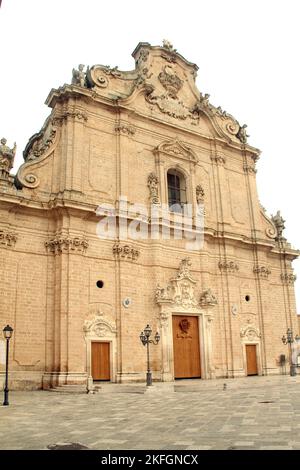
[0,41,299,390]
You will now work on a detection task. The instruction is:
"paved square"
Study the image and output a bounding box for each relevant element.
[1,376,300,450]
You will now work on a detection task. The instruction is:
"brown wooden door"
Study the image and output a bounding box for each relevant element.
[91,342,110,380]
[172,315,201,379]
[246,344,258,376]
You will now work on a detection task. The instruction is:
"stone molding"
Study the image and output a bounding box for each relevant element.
[45,236,88,255]
[113,243,140,261]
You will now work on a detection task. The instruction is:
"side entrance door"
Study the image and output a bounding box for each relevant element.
[172,315,201,379]
[246,344,258,376]
[91,342,110,381]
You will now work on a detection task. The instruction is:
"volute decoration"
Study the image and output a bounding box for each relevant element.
[45,236,89,255]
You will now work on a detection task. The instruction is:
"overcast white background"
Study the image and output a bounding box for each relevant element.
[1,0,299,313]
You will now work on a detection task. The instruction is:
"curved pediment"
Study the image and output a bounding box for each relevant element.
[60,41,255,148]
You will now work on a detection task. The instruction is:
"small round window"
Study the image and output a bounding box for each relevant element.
[245,295,250,302]
[96,280,104,288]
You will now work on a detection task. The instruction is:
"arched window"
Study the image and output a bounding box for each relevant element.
[167,169,187,212]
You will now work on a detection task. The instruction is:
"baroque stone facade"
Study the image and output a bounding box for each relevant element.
[0,41,299,390]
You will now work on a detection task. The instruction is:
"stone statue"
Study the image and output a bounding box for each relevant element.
[147,172,160,204]
[199,288,218,306]
[236,124,249,144]
[272,210,285,239]
[162,39,174,51]
[72,64,86,87]
[0,137,16,173]
[200,93,210,107]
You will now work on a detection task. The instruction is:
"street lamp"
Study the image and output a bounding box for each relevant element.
[139,324,160,386]
[282,327,299,377]
[3,325,13,406]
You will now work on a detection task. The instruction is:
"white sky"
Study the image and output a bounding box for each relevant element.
[1,0,300,313]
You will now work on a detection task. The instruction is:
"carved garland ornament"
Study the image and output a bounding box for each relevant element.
[253,265,271,279]
[218,260,239,273]
[281,273,297,285]
[45,236,89,255]
[113,243,140,261]
[0,229,17,248]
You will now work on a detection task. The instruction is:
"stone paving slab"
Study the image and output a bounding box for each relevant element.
[1,375,300,450]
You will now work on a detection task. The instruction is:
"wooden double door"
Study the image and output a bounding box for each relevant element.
[172,315,201,379]
[91,342,110,381]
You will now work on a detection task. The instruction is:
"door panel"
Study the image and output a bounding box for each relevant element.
[91,342,110,380]
[246,344,258,376]
[172,315,201,379]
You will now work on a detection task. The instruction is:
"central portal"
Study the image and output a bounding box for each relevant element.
[172,315,201,379]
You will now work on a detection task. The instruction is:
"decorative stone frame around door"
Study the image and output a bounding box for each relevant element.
[159,305,215,381]
[83,313,117,389]
[155,258,217,381]
[240,324,262,376]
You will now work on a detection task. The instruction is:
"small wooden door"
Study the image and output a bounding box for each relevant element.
[246,344,258,376]
[91,342,110,381]
[172,315,201,379]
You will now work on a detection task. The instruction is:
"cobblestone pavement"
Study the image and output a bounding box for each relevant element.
[1,375,300,450]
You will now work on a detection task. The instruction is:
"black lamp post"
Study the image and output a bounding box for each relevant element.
[3,325,13,406]
[282,328,299,377]
[139,324,160,386]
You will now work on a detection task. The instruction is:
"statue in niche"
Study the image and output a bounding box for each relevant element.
[72,64,86,87]
[272,210,285,239]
